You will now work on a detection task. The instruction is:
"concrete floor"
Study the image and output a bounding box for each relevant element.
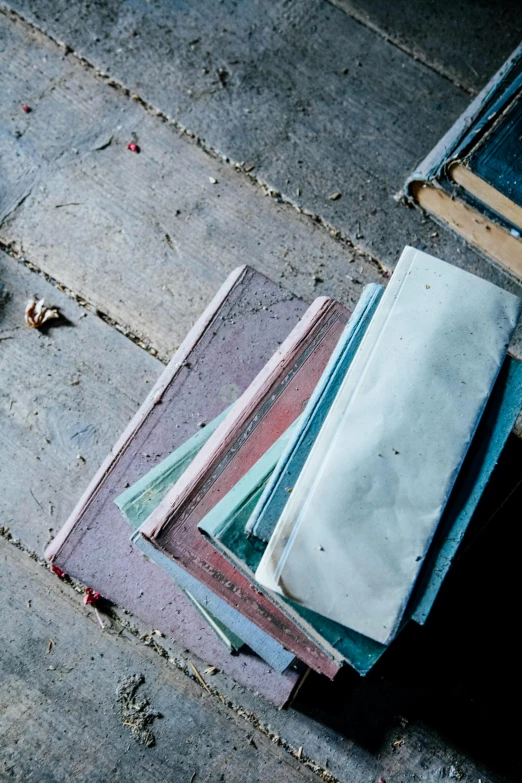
[1,2,521,781]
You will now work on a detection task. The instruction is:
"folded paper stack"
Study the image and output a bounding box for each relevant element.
[46,248,522,706]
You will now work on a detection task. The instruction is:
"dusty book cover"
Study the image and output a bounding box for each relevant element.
[45,265,310,706]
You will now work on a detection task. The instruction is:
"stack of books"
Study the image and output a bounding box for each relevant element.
[46,247,522,707]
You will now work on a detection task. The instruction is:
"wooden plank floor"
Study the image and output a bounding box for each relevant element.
[0,8,383,358]
[4,0,522,296]
[0,538,320,783]
[331,0,522,94]
[1,2,521,781]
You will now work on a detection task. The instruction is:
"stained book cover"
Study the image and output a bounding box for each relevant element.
[45,265,310,707]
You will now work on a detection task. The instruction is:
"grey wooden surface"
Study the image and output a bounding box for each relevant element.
[331,0,522,94]
[0,250,160,554]
[0,537,319,783]
[1,1,521,781]
[3,0,522,307]
[0,8,384,359]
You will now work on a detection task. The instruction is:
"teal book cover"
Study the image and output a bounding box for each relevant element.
[115,405,233,529]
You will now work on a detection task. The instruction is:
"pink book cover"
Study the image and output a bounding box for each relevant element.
[140,297,349,678]
[45,266,314,706]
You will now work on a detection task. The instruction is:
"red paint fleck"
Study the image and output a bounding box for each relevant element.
[51,564,66,579]
[127,142,140,153]
[22,104,32,113]
[84,587,101,605]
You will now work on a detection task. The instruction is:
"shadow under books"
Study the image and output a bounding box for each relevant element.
[293,434,522,780]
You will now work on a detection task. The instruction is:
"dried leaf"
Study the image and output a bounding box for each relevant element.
[328,192,342,201]
[204,665,218,676]
[47,638,54,654]
[25,298,60,329]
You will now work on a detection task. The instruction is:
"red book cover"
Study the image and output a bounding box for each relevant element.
[141,297,349,677]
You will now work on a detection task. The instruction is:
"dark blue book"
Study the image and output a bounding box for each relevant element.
[406,42,522,279]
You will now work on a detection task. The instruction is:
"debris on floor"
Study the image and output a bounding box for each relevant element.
[190,662,211,693]
[116,673,161,748]
[25,298,60,329]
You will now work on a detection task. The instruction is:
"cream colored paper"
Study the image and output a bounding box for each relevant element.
[256,247,521,644]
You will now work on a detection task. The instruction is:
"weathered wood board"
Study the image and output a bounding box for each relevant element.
[0,249,159,554]
[2,2,522,329]
[0,8,382,361]
[0,538,318,783]
[330,0,522,95]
